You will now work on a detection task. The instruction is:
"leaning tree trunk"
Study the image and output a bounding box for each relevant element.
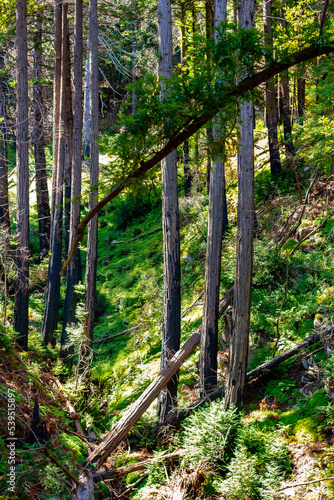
[225,0,255,409]
[42,0,66,346]
[156,0,181,423]
[14,0,29,351]
[81,0,99,364]
[0,52,10,232]
[33,12,51,259]
[61,0,83,360]
[200,0,228,395]
[264,0,281,177]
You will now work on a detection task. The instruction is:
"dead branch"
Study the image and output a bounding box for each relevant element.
[278,476,334,491]
[110,227,162,245]
[92,451,181,483]
[181,291,204,318]
[290,211,334,256]
[94,324,142,344]
[45,446,80,485]
[61,44,334,274]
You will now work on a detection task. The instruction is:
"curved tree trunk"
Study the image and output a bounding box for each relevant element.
[157,0,181,423]
[225,0,255,409]
[14,0,29,351]
[200,0,228,395]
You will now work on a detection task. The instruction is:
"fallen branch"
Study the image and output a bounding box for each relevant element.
[290,211,334,256]
[62,44,334,274]
[45,446,79,485]
[87,287,233,466]
[278,476,334,492]
[72,469,94,499]
[94,324,142,344]
[110,227,162,245]
[181,291,204,318]
[92,451,181,482]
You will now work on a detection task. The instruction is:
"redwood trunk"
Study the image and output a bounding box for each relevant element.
[42,0,66,346]
[14,0,29,350]
[61,0,83,359]
[297,75,305,118]
[225,0,255,409]
[0,52,10,231]
[200,0,228,395]
[33,13,51,259]
[157,0,181,422]
[83,0,99,351]
[264,1,281,176]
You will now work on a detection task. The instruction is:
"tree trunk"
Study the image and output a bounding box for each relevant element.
[132,0,137,114]
[280,11,295,161]
[63,33,73,262]
[264,0,281,176]
[225,0,255,409]
[14,0,30,351]
[297,75,305,118]
[83,52,90,159]
[33,12,51,259]
[200,0,228,395]
[42,0,66,346]
[61,0,83,360]
[82,0,99,355]
[157,0,181,422]
[0,52,10,231]
[205,0,214,193]
[181,5,192,197]
[88,288,233,467]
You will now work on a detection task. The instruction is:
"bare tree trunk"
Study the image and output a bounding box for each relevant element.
[132,0,137,114]
[280,12,295,162]
[0,52,10,231]
[225,0,255,409]
[297,74,305,118]
[157,0,181,423]
[264,0,281,177]
[82,0,99,356]
[200,0,227,395]
[83,52,90,159]
[205,0,214,193]
[14,0,29,350]
[61,0,83,360]
[33,12,51,259]
[181,4,191,197]
[42,0,66,346]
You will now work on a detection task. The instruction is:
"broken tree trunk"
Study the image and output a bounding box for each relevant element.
[87,287,233,466]
[72,470,94,500]
[153,332,320,431]
[92,451,181,482]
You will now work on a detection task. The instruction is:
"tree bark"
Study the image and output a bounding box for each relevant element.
[0,52,10,231]
[157,0,181,422]
[82,0,99,354]
[225,0,255,409]
[83,51,90,159]
[14,0,29,350]
[264,0,281,176]
[72,470,94,500]
[280,11,295,161]
[61,0,83,359]
[42,0,66,346]
[33,12,51,260]
[200,0,228,395]
[87,288,233,467]
[181,4,191,197]
[297,75,305,118]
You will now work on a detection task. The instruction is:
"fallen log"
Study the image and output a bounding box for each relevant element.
[92,451,181,483]
[87,287,233,466]
[152,332,321,432]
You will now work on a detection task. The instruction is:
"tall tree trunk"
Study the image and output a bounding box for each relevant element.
[61,0,83,360]
[280,12,295,162]
[205,0,214,193]
[0,52,10,231]
[225,0,255,409]
[14,0,29,350]
[82,0,99,354]
[83,52,90,159]
[297,74,305,118]
[132,0,137,114]
[33,12,51,259]
[157,0,181,423]
[264,0,281,177]
[181,3,191,197]
[200,0,227,395]
[42,0,66,346]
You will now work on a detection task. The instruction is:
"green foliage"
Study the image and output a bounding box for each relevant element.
[265,379,296,405]
[176,401,241,469]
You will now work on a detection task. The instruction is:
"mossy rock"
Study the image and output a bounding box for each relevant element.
[294,417,324,443]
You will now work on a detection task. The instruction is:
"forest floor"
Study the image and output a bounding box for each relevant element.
[1,125,334,499]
